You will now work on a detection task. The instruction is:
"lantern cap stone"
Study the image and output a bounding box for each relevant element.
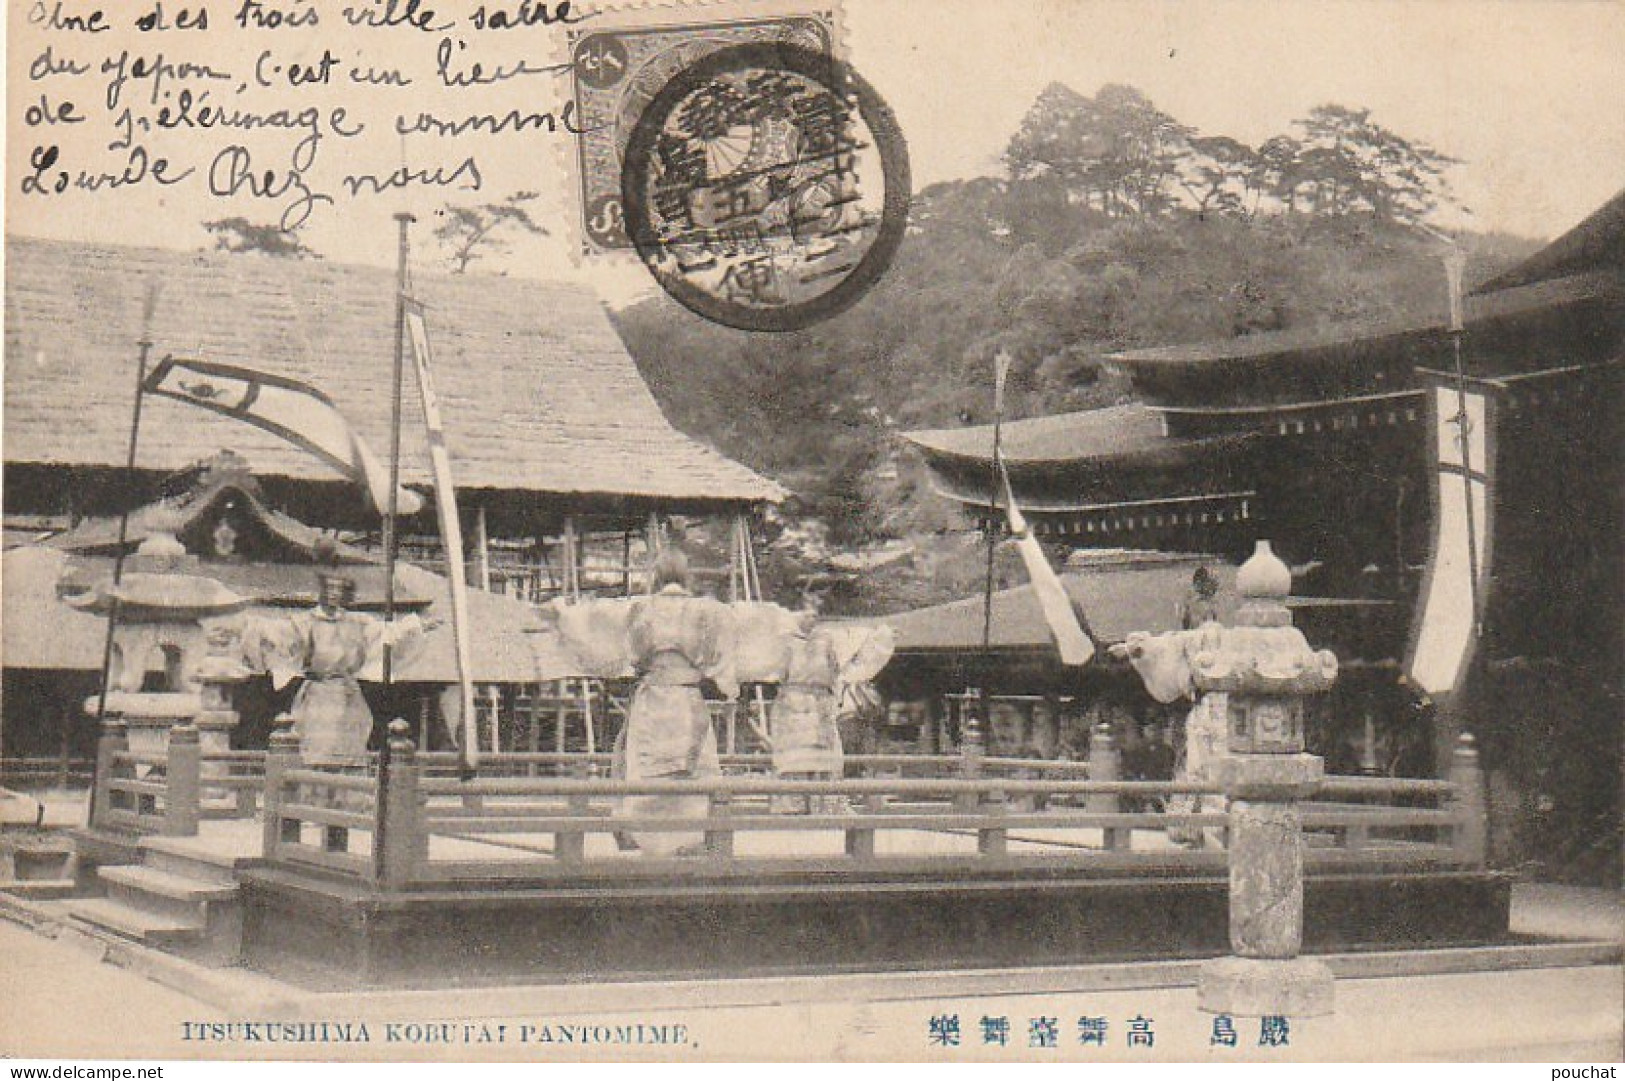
[1237,540,1292,600]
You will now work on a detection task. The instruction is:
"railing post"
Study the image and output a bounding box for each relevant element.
[977,787,1008,856]
[1447,731,1487,866]
[234,768,259,819]
[262,714,301,859]
[375,719,424,889]
[704,791,735,860]
[956,703,984,812]
[846,773,881,859]
[556,760,590,864]
[91,713,128,829]
[1088,722,1126,850]
[163,722,201,837]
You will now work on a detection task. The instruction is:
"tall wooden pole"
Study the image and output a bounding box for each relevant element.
[382,211,415,687]
[475,503,492,591]
[93,284,160,726]
[1443,248,1483,642]
[979,352,1009,730]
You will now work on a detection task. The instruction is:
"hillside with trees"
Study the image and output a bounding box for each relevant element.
[613,83,1538,603]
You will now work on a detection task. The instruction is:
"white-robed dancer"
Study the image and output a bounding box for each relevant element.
[1112,622,1229,849]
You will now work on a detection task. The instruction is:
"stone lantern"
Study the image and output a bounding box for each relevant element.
[69,520,252,760]
[1194,540,1339,1018]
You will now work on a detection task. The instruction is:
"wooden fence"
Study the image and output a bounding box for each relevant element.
[248,722,1487,891]
[0,756,94,789]
[88,714,1488,890]
[91,719,264,837]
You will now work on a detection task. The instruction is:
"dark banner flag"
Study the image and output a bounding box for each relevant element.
[144,356,423,517]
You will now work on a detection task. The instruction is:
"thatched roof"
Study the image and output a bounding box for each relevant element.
[4,236,785,507]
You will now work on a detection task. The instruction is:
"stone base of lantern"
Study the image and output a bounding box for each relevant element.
[88,692,206,760]
[1198,955,1335,1018]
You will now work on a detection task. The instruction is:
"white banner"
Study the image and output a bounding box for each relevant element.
[1406,379,1494,697]
[405,300,480,769]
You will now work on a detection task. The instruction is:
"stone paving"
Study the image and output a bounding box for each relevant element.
[1,914,1619,1062]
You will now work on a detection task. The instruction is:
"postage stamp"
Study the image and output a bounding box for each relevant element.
[619,41,910,331]
[565,3,845,257]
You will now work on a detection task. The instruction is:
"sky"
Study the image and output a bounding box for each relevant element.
[844,0,1625,239]
[4,0,1622,292]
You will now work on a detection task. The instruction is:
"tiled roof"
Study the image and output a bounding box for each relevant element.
[1474,186,1625,295]
[878,555,1237,652]
[902,404,1169,465]
[1106,270,1623,369]
[4,236,785,505]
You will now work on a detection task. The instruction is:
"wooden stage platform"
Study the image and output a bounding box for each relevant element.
[53,732,1511,987]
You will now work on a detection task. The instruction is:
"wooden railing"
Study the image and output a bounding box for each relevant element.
[90,719,264,837]
[0,756,94,789]
[98,741,180,836]
[199,750,267,822]
[91,711,1489,888]
[262,746,379,881]
[412,751,1095,778]
[250,722,1488,891]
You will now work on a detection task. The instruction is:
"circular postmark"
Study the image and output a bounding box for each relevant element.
[620,42,910,333]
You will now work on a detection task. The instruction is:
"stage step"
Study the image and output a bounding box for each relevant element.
[75,838,253,967]
[99,864,238,925]
[138,836,260,886]
[65,897,202,945]
[101,864,239,903]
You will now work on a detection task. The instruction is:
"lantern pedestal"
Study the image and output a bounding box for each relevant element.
[1199,751,1334,1017]
[1199,956,1335,1018]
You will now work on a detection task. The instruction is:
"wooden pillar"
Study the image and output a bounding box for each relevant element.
[262,715,301,859]
[956,701,983,813]
[57,721,72,792]
[562,516,579,601]
[743,516,762,599]
[1447,731,1487,866]
[728,517,742,603]
[646,511,662,562]
[527,683,541,777]
[551,680,565,753]
[91,713,128,830]
[375,719,424,889]
[580,680,596,754]
[163,722,201,838]
[482,683,502,754]
[1088,722,1124,850]
[535,533,556,600]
